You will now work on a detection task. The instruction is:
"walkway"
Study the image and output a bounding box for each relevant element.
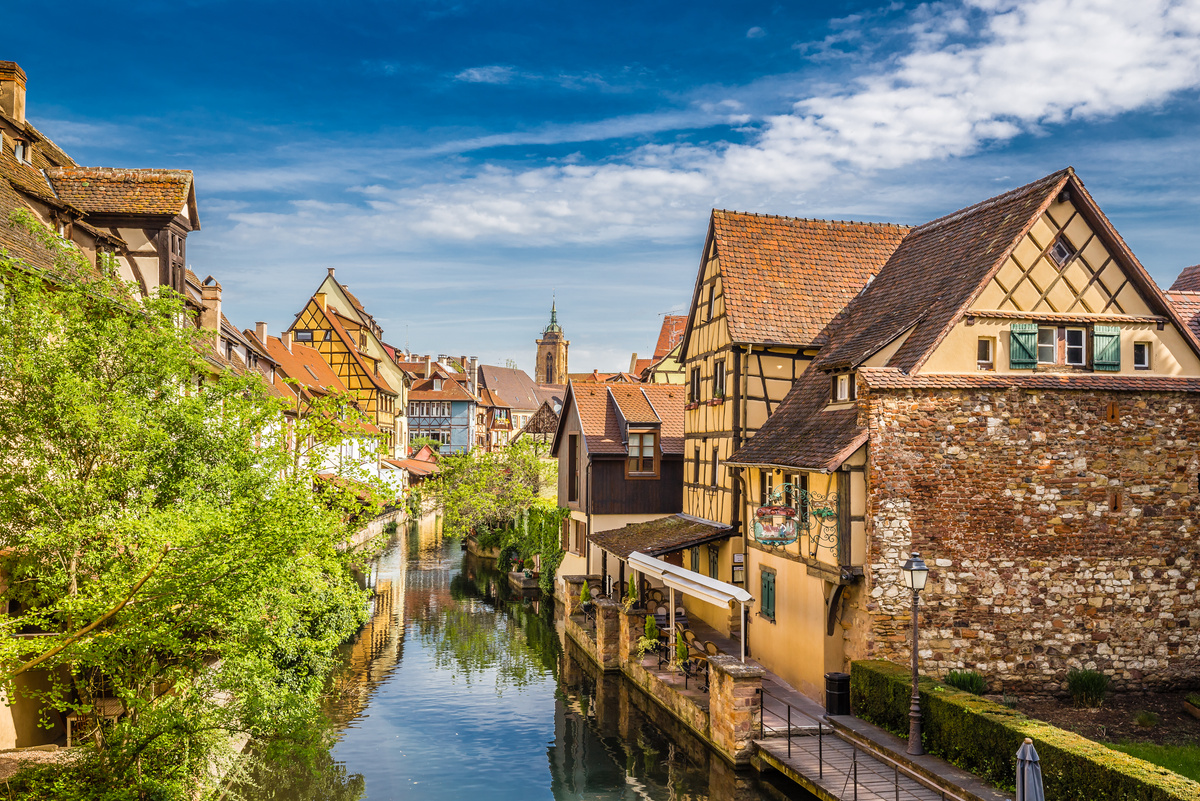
[756,734,946,801]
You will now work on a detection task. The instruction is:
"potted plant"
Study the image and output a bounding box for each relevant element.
[674,636,690,670]
[622,576,639,613]
[578,579,592,614]
[636,615,660,660]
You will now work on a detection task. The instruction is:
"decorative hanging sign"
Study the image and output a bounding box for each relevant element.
[753,504,799,546]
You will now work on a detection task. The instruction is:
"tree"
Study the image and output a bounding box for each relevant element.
[0,209,373,798]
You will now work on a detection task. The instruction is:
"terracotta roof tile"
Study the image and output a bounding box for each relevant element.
[653,315,687,359]
[409,376,476,402]
[261,336,348,400]
[709,212,910,347]
[857,367,1200,392]
[1166,291,1200,340]
[566,382,684,455]
[45,168,194,219]
[1169,264,1200,293]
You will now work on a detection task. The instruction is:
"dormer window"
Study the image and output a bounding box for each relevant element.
[830,373,855,402]
[626,430,659,478]
[432,379,443,391]
[1049,236,1076,267]
[13,139,30,164]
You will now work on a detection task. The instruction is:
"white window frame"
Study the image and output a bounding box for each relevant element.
[835,374,850,402]
[1037,327,1056,364]
[1065,327,1086,366]
[977,337,994,370]
[1133,341,1151,370]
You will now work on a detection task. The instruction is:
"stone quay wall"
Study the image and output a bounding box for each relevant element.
[855,386,1200,692]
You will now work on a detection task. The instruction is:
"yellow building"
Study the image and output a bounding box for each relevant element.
[288,270,408,458]
[675,210,908,636]
[726,169,1200,699]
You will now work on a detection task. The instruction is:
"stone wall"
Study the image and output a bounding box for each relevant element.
[857,386,1200,692]
[708,656,764,765]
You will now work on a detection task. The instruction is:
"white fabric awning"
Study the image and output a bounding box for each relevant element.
[628,551,753,608]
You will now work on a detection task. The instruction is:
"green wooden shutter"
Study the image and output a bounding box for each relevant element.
[1093,325,1121,372]
[761,570,775,619]
[1009,323,1038,369]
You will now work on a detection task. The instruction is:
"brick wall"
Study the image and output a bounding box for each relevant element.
[855,386,1199,692]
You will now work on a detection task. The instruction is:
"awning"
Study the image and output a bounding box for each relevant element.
[589,514,731,559]
[628,550,753,662]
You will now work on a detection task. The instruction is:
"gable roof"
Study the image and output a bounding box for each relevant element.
[1169,264,1200,293]
[478,364,548,412]
[1166,291,1200,340]
[292,301,397,396]
[45,167,198,227]
[682,211,910,352]
[551,382,684,457]
[260,335,348,401]
[409,375,477,402]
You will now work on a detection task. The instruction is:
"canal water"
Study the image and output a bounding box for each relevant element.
[235,515,814,801]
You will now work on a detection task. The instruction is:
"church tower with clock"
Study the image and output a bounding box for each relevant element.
[535,301,569,384]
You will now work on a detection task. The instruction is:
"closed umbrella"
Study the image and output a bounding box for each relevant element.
[1016,737,1045,801]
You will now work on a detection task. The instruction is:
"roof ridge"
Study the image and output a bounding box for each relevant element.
[713,208,912,229]
[912,168,1070,236]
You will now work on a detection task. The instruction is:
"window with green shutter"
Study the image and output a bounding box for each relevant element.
[1009,323,1038,369]
[1093,325,1121,371]
[760,568,776,621]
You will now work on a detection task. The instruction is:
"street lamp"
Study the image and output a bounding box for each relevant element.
[900,551,929,756]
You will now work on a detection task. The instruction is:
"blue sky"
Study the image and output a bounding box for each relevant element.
[5,1,1200,374]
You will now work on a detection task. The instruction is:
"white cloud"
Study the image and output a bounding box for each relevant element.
[455,65,516,84]
[747,26,766,39]
[216,0,1200,252]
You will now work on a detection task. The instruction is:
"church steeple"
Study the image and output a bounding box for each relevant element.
[535,298,569,384]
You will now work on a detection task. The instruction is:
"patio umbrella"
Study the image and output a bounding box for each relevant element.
[1015,737,1045,801]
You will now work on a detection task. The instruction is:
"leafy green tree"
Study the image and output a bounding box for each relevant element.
[0,209,376,798]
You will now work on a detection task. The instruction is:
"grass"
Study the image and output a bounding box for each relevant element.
[1134,710,1160,728]
[944,669,987,695]
[1186,692,1200,708]
[1106,742,1200,783]
[1066,668,1109,707]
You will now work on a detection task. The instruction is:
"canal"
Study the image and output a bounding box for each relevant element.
[236,515,815,800]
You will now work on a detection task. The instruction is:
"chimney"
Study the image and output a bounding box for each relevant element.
[424,354,432,378]
[470,356,479,395]
[629,352,639,372]
[282,331,292,352]
[0,62,27,125]
[327,267,335,277]
[255,321,268,343]
[314,292,327,312]
[199,276,222,345]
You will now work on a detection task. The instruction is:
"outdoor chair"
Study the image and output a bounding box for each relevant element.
[703,640,720,656]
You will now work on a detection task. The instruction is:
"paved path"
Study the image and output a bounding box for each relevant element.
[756,735,947,801]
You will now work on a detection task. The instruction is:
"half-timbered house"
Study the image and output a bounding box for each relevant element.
[288,271,404,458]
[726,168,1200,699]
[674,210,908,634]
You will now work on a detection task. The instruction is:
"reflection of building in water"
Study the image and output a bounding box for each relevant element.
[325,517,445,727]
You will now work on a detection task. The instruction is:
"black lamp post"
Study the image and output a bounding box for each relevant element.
[900,551,929,756]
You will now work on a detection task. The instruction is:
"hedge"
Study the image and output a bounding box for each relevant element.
[850,660,1200,801]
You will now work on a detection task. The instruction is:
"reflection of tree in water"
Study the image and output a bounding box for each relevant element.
[227,748,365,801]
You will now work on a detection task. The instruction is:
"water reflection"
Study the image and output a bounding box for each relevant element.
[233,515,812,801]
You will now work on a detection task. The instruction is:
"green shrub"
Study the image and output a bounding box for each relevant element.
[644,614,659,641]
[579,579,590,607]
[1186,692,1200,708]
[945,669,987,695]
[850,660,1200,801]
[1067,668,1110,708]
[1135,710,1160,728]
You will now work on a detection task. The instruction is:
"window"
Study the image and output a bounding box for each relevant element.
[1134,342,1151,370]
[689,367,701,402]
[831,373,854,402]
[1049,236,1076,267]
[1037,327,1056,364]
[627,430,658,477]
[694,446,701,483]
[759,471,774,503]
[690,547,700,573]
[713,360,726,398]
[294,329,313,343]
[1065,328,1086,366]
[711,445,719,487]
[324,329,332,341]
[567,434,579,502]
[13,139,30,164]
[706,284,716,321]
[707,545,720,579]
[977,337,994,370]
[760,568,776,621]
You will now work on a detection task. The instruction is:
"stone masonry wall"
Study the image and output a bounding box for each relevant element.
[856,386,1199,692]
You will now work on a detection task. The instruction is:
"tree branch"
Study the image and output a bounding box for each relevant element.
[6,546,170,678]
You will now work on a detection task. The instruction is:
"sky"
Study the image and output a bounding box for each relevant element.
[5,0,1200,374]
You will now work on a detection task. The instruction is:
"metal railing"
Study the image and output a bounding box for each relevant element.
[756,688,975,801]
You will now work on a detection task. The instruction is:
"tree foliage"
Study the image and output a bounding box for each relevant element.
[0,210,379,799]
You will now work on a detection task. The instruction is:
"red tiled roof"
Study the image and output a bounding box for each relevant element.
[559,382,684,456]
[653,315,687,359]
[632,358,655,377]
[816,170,1071,373]
[589,514,730,559]
[1169,264,1200,293]
[298,303,397,395]
[1166,291,1200,340]
[261,335,348,400]
[702,212,909,347]
[46,167,196,222]
[409,376,476,402]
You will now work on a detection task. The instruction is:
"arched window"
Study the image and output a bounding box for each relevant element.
[545,352,554,381]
